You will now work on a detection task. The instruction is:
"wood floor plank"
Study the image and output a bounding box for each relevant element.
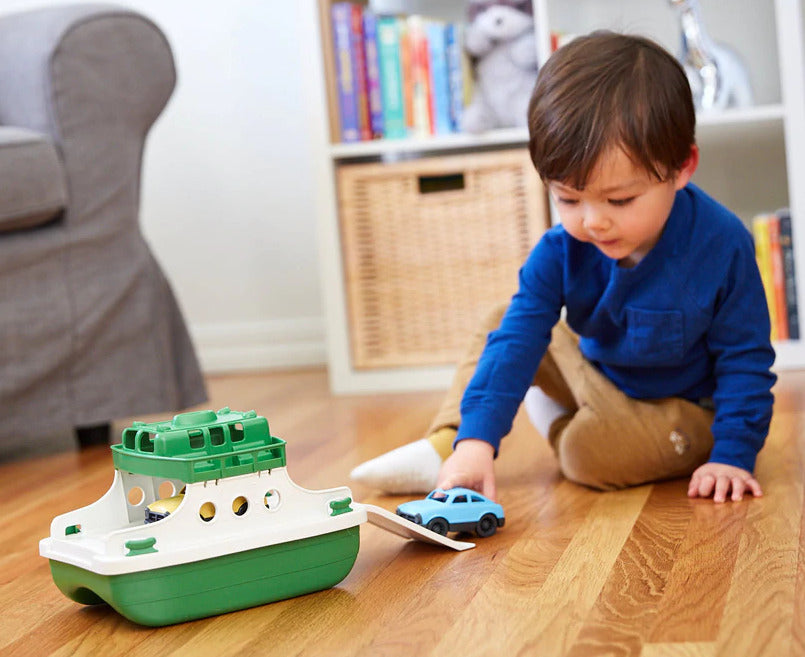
[431,485,651,657]
[566,480,694,657]
[790,415,805,657]
[640,643,715,657]
[715,412,804,657]
[3,368,803,656]
[0,463,116,651]
[792,492,805,657]
[646,498,748,643]
[293,534,474,656]
[351,483,564,656]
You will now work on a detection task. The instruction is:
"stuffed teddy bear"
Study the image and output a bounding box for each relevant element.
[462,0,540,134]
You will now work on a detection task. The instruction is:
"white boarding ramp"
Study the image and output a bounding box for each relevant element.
[356,503,475,551]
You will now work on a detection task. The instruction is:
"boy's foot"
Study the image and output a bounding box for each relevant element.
[350,427,456,494]
[523,386,570,439]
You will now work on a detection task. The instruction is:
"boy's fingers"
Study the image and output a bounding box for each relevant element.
[440,476,468,492]
[698,473,716,498]
[484,474,497,502]
[746,477,763,497]
[713,476,730,503]
[689,468,762,502]
[730,477,746,501]
[436,472,460,491]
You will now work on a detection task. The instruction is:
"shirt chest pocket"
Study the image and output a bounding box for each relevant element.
[625,307,685,363]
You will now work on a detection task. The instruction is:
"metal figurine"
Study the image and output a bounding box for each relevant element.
[669,0,753,111]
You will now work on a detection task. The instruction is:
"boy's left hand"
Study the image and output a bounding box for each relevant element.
[688,462,763,503]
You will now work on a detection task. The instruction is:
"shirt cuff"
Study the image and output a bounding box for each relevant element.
[454,415,504,457]
[708,439,760,473]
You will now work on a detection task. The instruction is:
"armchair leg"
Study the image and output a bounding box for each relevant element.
[76,423,111,448]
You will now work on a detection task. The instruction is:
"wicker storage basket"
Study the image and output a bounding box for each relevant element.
[336,148,549,370]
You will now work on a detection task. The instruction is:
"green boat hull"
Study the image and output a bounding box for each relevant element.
[49,527,360,626]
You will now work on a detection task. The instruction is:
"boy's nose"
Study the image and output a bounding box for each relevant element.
[582,208,609,233]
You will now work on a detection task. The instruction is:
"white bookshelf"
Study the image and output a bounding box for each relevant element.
[308,0,805,394]
[329,127,530,159]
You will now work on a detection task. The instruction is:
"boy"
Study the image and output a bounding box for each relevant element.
[351,31,776,504]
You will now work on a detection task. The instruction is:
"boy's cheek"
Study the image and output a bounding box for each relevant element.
[562,220,591,243]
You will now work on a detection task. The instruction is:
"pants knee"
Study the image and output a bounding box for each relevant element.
[555,402,714,491]
[556,416,623,491]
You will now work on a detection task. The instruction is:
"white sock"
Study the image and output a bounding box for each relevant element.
[350,438,442,494]
[524,386,569,439]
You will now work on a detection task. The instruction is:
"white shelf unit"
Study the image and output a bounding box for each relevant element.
[309,0,805,395]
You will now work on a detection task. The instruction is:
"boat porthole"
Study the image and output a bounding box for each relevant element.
[127,486,145,507]
[158,481,176,499]
[232,496,248,516]
[264,489,281,511]
[199,502,216,522]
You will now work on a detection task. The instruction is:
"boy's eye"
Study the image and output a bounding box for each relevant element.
[608,197,636,207]
[557,197,579,205]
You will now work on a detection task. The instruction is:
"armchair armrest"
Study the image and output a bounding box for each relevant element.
[0,4,176,144]
[0,127,68,232]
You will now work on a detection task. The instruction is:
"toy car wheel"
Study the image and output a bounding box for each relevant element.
[427,517,449,536]
[476,514,498,538]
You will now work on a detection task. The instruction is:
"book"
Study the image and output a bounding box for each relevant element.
[332,10,469,142]
[462,36,474,109]
[376,16,407,139]
[349,4,372,141]
[426,21,453,135]
[445,22,465,132]
[407,15,433,137]
[399,19,415,134]
[331,3,360,142]
[362,11,384,139]
[778,208,800,340]
[753,214,778,341]
[768,213,789,340]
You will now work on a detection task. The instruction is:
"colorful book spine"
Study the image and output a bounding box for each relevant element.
[422,23,435,136]
[426,21,453,135]
[462,35,474,109]
[333,11,469,142]
[376,16,407,139]
[362,11,384,139]
[445,23,464,133]
[753,214,778,342]
[349,5,372,141]
[778,208,800,340]
[768,213,789,340]
[408,16,433,137]
[331,3,360,143]
[400,20,415,134]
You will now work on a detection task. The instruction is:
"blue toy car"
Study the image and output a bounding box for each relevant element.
[396,487,505,537]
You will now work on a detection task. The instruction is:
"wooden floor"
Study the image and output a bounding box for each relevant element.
[2,367,804,656]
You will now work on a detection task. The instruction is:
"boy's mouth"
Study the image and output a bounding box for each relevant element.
[596,238,620,247]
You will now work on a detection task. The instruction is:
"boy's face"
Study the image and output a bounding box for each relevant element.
[547,146,697,267]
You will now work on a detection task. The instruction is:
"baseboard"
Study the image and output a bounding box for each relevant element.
[191,317,327,373]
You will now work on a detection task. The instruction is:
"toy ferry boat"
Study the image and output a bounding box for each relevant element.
[40,408,473,626]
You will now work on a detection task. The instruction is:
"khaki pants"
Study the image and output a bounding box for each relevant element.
[428,303,715,490]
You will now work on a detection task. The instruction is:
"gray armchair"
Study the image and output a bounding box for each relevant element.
[0,4,206,458]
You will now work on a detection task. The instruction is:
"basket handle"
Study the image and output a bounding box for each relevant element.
[417,172,465,195]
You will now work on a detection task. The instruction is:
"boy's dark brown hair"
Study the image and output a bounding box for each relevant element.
[528,31,696,188]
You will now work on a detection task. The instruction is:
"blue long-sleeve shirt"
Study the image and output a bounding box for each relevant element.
[456,183,776,472]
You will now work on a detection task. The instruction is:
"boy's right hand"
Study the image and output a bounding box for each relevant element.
[436,438,497,501]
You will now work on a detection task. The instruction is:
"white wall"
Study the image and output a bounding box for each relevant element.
[0,0,327,372]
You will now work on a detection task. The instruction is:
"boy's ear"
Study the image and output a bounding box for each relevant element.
[674,145,699,190]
